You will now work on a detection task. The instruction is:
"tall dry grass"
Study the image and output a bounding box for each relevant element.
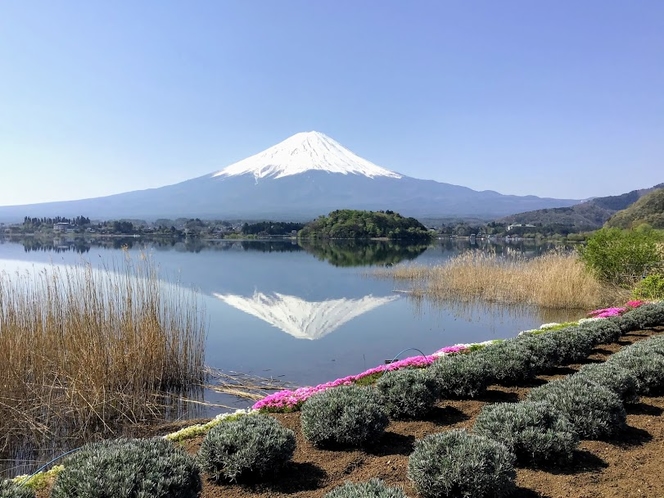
[0,254,206,456]
[378,250,628,309]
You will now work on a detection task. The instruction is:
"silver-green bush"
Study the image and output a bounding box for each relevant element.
[607,345,664,395]
[546,327,595,364]
[324,478,407,498]
[473,401,578,466]
[51,438,201,498]
[513,333,560,372]
[526,377,626,439]
[199,414,295,483]
[472,340,538,385]
[577,319,622,345]
[427,353,489,399]
[574,362,639,404]
[408,430,516,498]
[301,385,388,448]
[613,312,641,333]
[376,368,437,419]
[623,302,664,329]
[0,480,35,498]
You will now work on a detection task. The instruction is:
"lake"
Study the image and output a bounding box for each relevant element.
[0,236,582,475]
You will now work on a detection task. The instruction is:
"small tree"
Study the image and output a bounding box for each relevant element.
[578,227,662,286]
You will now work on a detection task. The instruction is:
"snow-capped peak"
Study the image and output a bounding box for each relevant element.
[212,131,402,180]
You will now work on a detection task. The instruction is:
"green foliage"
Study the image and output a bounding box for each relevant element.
[607,342,664,395]
[513,333,561,371]
[473,401,579,466]
[199,414,295,483]
[578,227,663,286]
[427,353,489,398]
[407,429,516,498]
[376,368,437,419]
[298,209,432,241]
[472,340,538,385]
[633,274,664,300]
[241,221,305,236]
[621,301,664,329]
[0,480,35,498]
[51,438,201,498]
[577,319,622,345]
[526,377,627,439]
[300,385,388,448]
[605,187,664,229]
[546,327,595,364]
[574,363,639,404]
[298,239,428,267]
[324,479,407,498]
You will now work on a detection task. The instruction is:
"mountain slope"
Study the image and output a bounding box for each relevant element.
[605,187,664,229]
[499,184,664,230]
[0,131,581,222]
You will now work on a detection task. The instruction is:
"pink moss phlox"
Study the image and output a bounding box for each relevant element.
[252,346,470,411]
[588,300,646,319]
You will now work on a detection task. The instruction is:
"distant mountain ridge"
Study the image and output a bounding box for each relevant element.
[499,184,664,230]
[0,131,581,222]
[606,187,664,229]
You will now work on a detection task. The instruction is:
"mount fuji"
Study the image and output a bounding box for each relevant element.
[0,131,580,222]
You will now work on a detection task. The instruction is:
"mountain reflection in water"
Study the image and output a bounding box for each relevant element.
[214,291,399,340]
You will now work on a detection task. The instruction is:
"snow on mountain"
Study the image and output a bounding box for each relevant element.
[213,131,403,180]
[213,291,398,340]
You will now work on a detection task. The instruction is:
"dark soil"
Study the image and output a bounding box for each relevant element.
[38,327,664,498]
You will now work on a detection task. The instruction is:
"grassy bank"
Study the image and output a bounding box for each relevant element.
[0,255,206,459]
[376,250,627,309]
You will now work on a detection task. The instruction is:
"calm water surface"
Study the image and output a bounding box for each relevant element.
[0,237,581,407]
[0,237,585,476]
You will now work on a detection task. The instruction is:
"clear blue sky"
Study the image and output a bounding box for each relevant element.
[1,1,662,206]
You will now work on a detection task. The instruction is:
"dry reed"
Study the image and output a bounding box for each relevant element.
[0,253,206,458]
[377,250,628,309]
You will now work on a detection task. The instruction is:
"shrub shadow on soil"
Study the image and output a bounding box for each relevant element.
[426,405,469,426]
[627,402,664,416]
[607,425,652,448]
[366,431,415,457]
[545,449,609,475]
[477,388,520,403]
[244,462,327,493]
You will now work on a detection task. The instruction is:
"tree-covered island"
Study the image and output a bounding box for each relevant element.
[298,209,433,241]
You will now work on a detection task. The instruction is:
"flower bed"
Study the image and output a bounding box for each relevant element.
[253,300,648,412]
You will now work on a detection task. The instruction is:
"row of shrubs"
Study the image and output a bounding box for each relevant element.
[3,301,663,498]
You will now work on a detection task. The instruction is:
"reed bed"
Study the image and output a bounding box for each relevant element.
[0,254,206,458]
[377,250,628,309]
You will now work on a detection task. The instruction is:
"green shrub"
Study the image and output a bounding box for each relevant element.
[301,385,388,448]
[574,362,639,404]
[526,377,626,439]
[578,227,662,286]
[633,274,664,300]
[51,438,201,498]
[622,302,664,329]
[427,353,489,399]
[607,345,664,395]
[472,340,538,385]
[610,314,639,334]
[199,414,295,483]
[513,333,560,372]
[0,481,35,498]
[546,327,595,364]
[324,478,407,498]
[407,430,516,498]
[577,319,622,345]
[376,368,437,419]
[473,401,578,466]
